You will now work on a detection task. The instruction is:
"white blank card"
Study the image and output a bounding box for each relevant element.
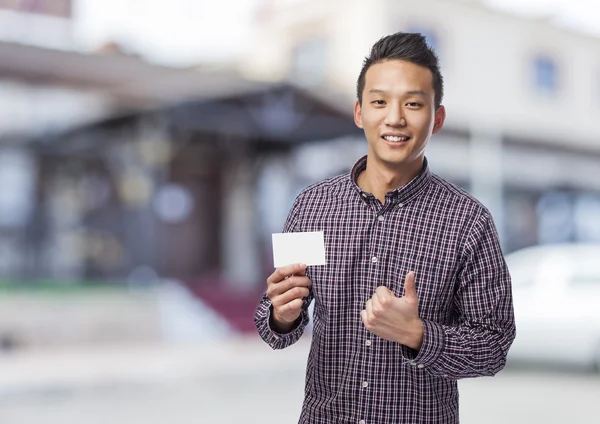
[271,231,327,267]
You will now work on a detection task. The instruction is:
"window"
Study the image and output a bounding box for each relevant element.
[536,191,574,243]
[289,38,327,87]
[533,56,558,94]
[574,193,600,242]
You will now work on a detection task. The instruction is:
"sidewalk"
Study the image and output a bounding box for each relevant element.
[2,335,600,424]
[0,335,312,396]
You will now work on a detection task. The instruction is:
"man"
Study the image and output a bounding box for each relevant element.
[254,32,516,424]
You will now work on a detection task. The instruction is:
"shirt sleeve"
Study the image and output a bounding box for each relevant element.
[254,193,314,350]
[407,209,516,379]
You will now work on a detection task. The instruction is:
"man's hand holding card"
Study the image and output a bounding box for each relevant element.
[265,231,326,333]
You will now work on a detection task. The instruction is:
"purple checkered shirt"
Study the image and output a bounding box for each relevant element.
[255,155,516,424]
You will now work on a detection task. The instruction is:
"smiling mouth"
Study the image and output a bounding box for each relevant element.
[382,135,410,142]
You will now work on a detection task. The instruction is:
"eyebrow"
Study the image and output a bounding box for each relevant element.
[368,89,428,97]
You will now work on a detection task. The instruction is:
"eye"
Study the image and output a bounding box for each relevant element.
[371,100,386,106]
[406,102,422,107]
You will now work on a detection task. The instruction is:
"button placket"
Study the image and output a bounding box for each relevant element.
[362,198,383,419]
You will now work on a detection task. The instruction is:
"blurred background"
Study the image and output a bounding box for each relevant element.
[0,0,599,423]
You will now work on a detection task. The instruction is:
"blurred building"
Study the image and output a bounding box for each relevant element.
[2,0,599,295]
[0,20,361,294]
[0,0,73,49]
[0,2,311,286]
[241,0,600,252]
[1,0,598,342]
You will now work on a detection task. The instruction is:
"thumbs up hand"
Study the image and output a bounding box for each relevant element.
[360,271,424,350]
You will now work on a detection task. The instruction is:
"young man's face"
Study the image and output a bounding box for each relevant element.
[354,59,446,171]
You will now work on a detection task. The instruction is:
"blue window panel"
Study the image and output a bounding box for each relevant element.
[534,56,558,93]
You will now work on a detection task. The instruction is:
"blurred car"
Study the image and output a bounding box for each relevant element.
[505,243,600,371]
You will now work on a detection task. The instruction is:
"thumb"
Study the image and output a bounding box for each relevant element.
[403,271,418,301]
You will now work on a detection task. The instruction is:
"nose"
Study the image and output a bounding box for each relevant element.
[384,103,407,127]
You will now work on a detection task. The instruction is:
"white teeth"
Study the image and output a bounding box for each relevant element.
[384,135,409,142]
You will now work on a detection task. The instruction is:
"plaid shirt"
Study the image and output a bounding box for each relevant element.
[255,155,515,424]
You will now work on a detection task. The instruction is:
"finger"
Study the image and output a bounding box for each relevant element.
[271,286,310,308]
[282,275,311,290]
[371,292,383,317]
[267,275,311,299]
[294,267,307,277]
[267,263,307,285]
[360,309,368,327]
[276,285,310,304]
[374,285,394,305]
[403,271,417,301]
[273,298,304,323]
[277,298,303,316]
[365,298,374,319]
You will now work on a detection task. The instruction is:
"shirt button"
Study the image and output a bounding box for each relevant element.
[410,361,417,366]
[361,193,367,198]
[377,215,384,222]
[365,340,372,346]
[359,421,366,424]
[417,364,425,369]
[362,381,369,388]
[371,256,378,263]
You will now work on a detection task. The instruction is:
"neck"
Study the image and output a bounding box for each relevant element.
[358,156,424,204]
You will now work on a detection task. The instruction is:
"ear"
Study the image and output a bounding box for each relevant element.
[354,101,364,129]
[432,105,446,135]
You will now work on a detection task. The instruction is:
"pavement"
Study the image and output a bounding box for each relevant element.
[1,336,600,424]
[0,335,308,395]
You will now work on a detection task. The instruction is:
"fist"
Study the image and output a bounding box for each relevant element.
[360,271,424,349]
[266,263,311,330]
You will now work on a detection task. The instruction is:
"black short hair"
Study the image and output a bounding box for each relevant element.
[356,32,443,109]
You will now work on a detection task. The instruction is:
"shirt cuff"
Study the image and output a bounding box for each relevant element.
[412,319,445,367]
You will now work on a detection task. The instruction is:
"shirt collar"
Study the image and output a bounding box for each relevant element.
[350,155,432,205]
